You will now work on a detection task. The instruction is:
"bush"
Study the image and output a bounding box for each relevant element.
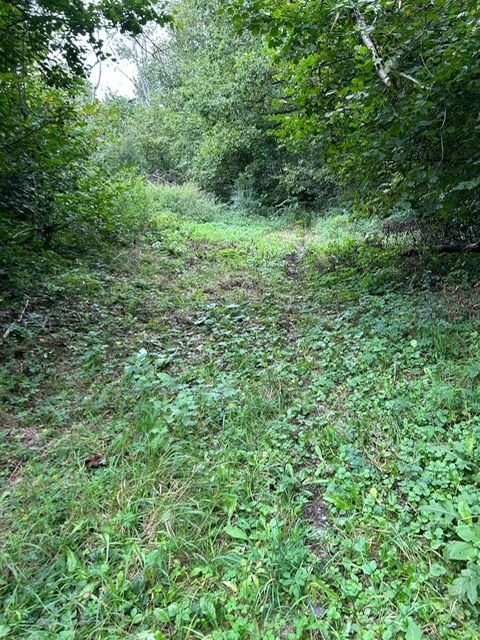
[146,183,228,222]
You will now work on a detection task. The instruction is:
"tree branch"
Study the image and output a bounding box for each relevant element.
[0,298,29,346]
[352,8,392,89]
[398,71,426,89]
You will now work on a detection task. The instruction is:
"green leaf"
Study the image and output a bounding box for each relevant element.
[406,619,424,640]
[457,499,472,523]
[66,548,78,572]
[131,612,143,624]
[456,525,480,543]
[452,177,480,191]
[451,570,480,605]
[446,541,476,561]
[199,596,217,623]
[224,524,249,541]
[467,580,479,605]
[430,563,447,577]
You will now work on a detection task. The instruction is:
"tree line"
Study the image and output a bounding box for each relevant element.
[1,0,479,257]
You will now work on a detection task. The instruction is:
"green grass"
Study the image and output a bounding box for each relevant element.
[1,185,480,639]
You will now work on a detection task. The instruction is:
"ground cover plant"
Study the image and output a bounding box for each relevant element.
[1,185,479,639]
[2,0,480,637]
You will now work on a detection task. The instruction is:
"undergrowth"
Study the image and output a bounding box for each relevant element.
[0,185,479,639]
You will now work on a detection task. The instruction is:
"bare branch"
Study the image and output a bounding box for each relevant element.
[352,8,392,89]
[398,71,426,89]
[0,298,30,346]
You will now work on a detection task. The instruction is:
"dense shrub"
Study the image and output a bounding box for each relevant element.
[101,0,336,209]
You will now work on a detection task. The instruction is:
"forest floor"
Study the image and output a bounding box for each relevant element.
[1,199,480,639]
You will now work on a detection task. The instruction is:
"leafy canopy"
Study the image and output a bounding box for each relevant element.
[0,0,172,84]
[102,0,334,208]
[226,0,480,222]
[0,0,171,250]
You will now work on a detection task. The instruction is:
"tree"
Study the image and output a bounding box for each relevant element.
[0,0,171,84]
[0,0,171,247]
[227,0,480,235]
[106,0,334,208]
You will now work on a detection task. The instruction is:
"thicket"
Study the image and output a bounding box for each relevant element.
[101,0,335,211]
[102,0,480,247]
[225,0,480,238]
[0,0,171,286]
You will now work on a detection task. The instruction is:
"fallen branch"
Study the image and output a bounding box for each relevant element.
[404,241,480,256]
[0,298,30,345]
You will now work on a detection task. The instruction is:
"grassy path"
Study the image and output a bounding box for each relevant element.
[1,210,480,639]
